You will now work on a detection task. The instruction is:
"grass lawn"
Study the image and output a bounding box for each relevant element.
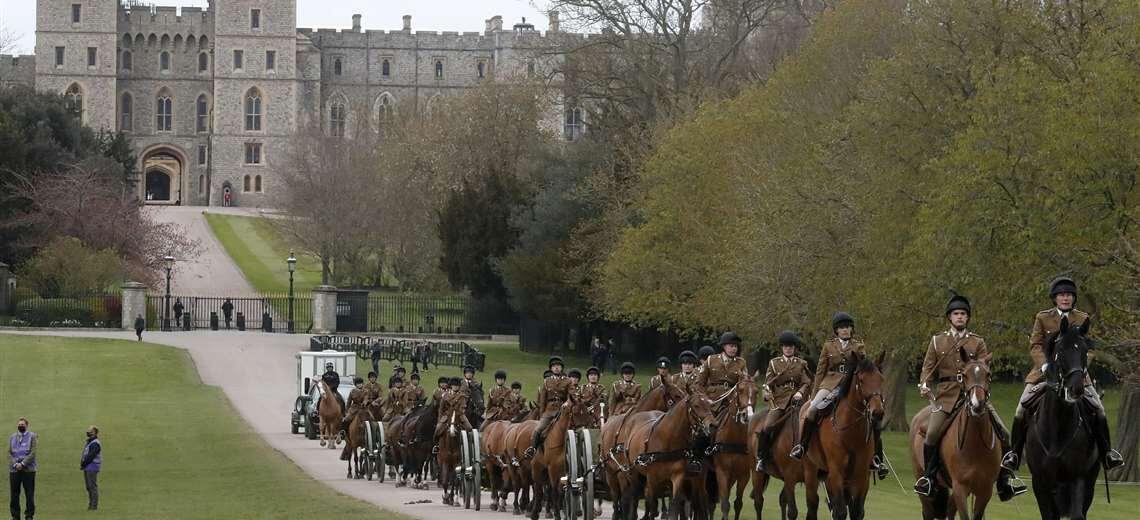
[0,335,406,519]
[204,213,324,293]
[365,342,1139,519]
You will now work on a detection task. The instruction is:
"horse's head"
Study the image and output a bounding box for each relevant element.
[733,377,756,424]
[1047,316,1092,403]
[853,351,886,423]
[961,350,992,416]
[686,393,718,437]
[563,394,594,429]
[644,377,686,410]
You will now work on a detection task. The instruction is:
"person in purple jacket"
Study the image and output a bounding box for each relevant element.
[80,426,102,511]
[9,417,36,520]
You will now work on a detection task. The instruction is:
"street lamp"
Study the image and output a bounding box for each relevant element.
[163,254,175,331]
[286,251,297,333]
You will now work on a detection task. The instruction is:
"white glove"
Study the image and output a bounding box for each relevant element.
[793,392,803,401]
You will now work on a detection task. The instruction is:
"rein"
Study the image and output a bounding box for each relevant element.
[634,396,702,468]
[829,375,883,441]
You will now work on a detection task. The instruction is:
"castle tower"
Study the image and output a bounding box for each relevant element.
[35,0,120,131]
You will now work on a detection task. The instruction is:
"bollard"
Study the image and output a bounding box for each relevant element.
[210,312,219,330]
[183,314,191,331]
[236,312,246,331]
[262,312,272,332]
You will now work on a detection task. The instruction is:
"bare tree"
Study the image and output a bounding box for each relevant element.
[0,24,17,54]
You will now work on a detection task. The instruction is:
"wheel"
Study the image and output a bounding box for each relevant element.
[377,421,387,483]
[304,413,317,440]
[291,418,300,435]
[581,429,595,520]
[564,429,579,520]
[364,422,376,481]
[460,432,472,509]
[471,430,482,511]
[362,447,373,481]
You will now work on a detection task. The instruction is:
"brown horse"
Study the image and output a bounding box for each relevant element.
[623,392,717,520]
[342,401,382,479]
[504,406,543,516]
[385,413,408,484]
[601,380,689,520]
[909,355,1000,520]
[317,381,344,450]
[749,403,806,520]
[437,410,465,506]
[399,401,439,489]
[528,396,594,520]
[802,353,885,520]
[709,378,756,520]
[483,406,537,513]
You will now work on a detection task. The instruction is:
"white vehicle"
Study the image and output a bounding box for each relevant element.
[291,350,358,437]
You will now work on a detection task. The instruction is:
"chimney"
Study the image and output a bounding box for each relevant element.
[548,11,560,32]
[402,15,412,32]
[352,14,361,33]
[485,18,493,33]
[491,15,503,32]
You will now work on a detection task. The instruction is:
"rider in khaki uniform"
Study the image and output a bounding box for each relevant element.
[695,332,750,399]
[649,357,672,390]
[790,312,888,479]
[340,377,368,433]
[507,382,527,416]
[363,372,383,403]
[755,331,812,473]
[671,351,700,394]
[1004,277,1123,472]
[401,372,426,411]
[380,377,405,420]
[579,367,608,428]
[610,363,642,415]
[435,377,472,445]
[528,357,577,456]
[483,370,512,422]
[697,346,716,372]
[914,296,1026,500]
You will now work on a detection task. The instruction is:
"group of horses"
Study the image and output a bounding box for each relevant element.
[304,318,1108,520]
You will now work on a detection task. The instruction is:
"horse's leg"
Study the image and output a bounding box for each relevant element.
[1031,476,1057,520]
[1068,477,1086,520]
[803,464,821,520]
[732,470,746,520]
[714,467,730,520]
[751,471,767,520]
[783,481,799,520]
[972,483,993,520]
[824,468,847,520]
[529,465,543,520]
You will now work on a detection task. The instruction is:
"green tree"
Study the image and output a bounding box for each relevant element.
[19,236,122,297]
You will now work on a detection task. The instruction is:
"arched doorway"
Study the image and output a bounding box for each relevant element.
[139,146,185,205]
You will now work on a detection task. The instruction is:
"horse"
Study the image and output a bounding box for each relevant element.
[483,406,537,513]
[622,391,718,520]
[437,408,465,506]
[385,413,408,483]
[317,381,344,450]
[528,396,594,520]
[749,400,806,520]
[399,401,439,489]
[801,352,886,520]
[1026,317,1100,520]
[708,378,756,520]
[909,353,1000,520]
[504,405,543,516]
[342,400,382,479]
[601,380,689,520]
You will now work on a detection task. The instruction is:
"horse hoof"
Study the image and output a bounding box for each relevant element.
[320,440,327,447]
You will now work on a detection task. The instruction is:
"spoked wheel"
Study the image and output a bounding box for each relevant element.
[363,421,376,481]
[376,421,387,483]
[460,432,472,509]
[471,429,482,511]
[581,429,595,520]
[563,429,580,520]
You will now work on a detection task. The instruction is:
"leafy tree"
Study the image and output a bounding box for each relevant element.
[19,236,122,297]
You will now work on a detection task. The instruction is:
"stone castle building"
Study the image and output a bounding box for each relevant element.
[0,1,583,206]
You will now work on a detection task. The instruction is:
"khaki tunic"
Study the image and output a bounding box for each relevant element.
[1026,308,1091,384]
[578,382,608,427]
[401,385,425,411]
[536,374,576,414]
[919,331,988,411]
[610,380,642,415]
[363,381,383,402]
[649,373,670,390]
[380,389,404,420]
[695,353,749,397]
[345,387,368,416]
[813,338,866,392]
[671,371,700,395]
[763,356,812,411]
[484,384,512,420]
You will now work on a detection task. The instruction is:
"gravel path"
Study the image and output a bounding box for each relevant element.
[0,330,603,519]
[145,206,264,295]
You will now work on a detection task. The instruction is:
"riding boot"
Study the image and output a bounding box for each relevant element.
[1094,413,1125,470]
[1002,415,1026,472]
[526,414,552,459]
[789,420,815,460]
[914,443,940,496]
[991,418,1027,501]
[755,431,771,473]
[871,429,889,481]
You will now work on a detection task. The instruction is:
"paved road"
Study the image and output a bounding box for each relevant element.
[0,330,598,519]
[145,206,268,295]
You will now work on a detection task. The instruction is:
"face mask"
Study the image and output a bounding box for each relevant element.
[17,426,26,433]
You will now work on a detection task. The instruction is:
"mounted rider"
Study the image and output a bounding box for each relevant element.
[401,371,426,410]
[649,357,671,389]
[527,356,577,457]
[389,364,406,389]
[435,377,472,447]
[483,369,512,422]
[462,365,485,427]
[694,332,750,401]
[790,312,889,479]
[363,371,383,403]
[697,345,716,374]
[1004,277,1124,473]
[340,376,369,436]
[507,381,527,416]
[320,362,346,412]
[380,376,405,420]
[432,376,449,405]
[672,350,700,394]
[610,362,642,415]
[913,296,1026,500]
[579,367,608,428]
[755,331,812,473]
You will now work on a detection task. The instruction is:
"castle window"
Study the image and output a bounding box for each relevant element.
[381,59,390,78]
[198,174,205,194]
[196,94,209,133]
[65,84,83,121]
[250,9,261,30]
[265,51,276,72]
[244,89,262,131]
[243,175,251,192]
[87,47,96,68]
[434,60,444,79]
[527,60,535,78]
[198,145,207,166]
[563,107,584,141]
[254,175,262,192]
[156,94,173,132]
[122,50,132,71]
[244,143,262,165]
[233,50,244,71]
[198,52,208,72]
[334,58,343,76]
[376,94,394,126]
[329,100,346,137]
[72,4,81,24]
[54,47,64,67]
[120,93,132,132]
[160,51,170,72]
[477,61,485,79]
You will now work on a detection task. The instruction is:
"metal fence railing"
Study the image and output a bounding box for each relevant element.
[2,291,122,328]
[145,293,313,332]
[365,294,517,335]
[309,335,486,372]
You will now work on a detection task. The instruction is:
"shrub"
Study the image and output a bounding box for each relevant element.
[16,298,95,327]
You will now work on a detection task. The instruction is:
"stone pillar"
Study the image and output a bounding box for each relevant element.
[121,282,147,331]
[312,285,338,334]
[352,14,361,33]
[548,11,560,32]
[403,15,412,32]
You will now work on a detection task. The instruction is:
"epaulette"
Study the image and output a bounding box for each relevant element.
[967,331,982,338]
[1037,309,1053,317]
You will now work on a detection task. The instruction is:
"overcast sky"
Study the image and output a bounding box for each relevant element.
[1,0,551,55]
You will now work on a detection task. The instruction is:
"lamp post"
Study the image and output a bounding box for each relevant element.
[286,251,296,333]
[163,254,175,331]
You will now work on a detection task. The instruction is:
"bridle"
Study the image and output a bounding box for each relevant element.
[961,362,991,417]
[832,368,885,439]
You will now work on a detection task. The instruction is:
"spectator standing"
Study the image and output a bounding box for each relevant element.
[9,417,36,520]
[172,298,184,322]
[221,299,235,329]
[370,340,382,376]
[133,314,145,341]
[80,426,101,510]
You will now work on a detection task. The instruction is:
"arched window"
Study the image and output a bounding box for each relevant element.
[334,57,343,76]
[563,107,584,141]
[381,59,390,77]
[254,175,262,192]
[198,52,208,72]
[244,88,262,131]
[329,100,346,137]
[120,92,132,131]
[198,175,205,195]
[196,94,209,133]
[122,50,132,71]
[526,60,535,78]
[434,60,444,79]
[243,175,251,192]
[376,94,395,126]
[160,51,170,71]
[156,92,173,131]
[65,84,83,121]
[477,61,485,79]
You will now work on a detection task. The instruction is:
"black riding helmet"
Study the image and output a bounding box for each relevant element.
[437,376,448,386]
[543,370,553,379]
[391,376,404,385]
[353,376,364,385]
[620,362,636,374]
[946,295,971,316]
[511,381,522,390]
[1049,276,1078,299]
[367,371,377,379]
[831,311,855,332]
[655,357,670,369]
[449,377,462,386]
[719,332,742,346]
[777,330,802,348]
[410,372,420,381]
[568,368,582,379]
[698,346,716,360]
[678,350,697,364]
[494,369,507,380]
[587,366,600,376]
[463,365,475,375]
[548,356,564,369]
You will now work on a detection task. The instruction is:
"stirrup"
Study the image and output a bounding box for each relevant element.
[872,456,889,480]
[431,444,440,454]
[914,476,934,496]
[1000,451,1019,472]
[755,458,768,473]
[788,444,805,460]
[1106,449,1124,469]
[997,476,1027,502]
[523,446,536,459]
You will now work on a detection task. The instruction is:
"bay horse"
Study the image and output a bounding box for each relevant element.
[343,400,382,479]
[623,392,717,520]
[504,405,543,516]
[909,353,1000,520]
[483,406,537,513]
[709,378,756,520]
[601,380,689,520]
[437,409,465,506]
[317,381,344,450]
[749,401,806,520]
[801,352,885,520]
[1026,317,1100,520]
[528,396,594,520]
[399,401,439,489]
[385,413,408,484]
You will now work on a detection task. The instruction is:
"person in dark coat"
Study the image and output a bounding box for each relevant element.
[172,298,184,321]
[133,314,145,341]
[221,299,234,329]
[9,417,36,520]
[80,426,101,510]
